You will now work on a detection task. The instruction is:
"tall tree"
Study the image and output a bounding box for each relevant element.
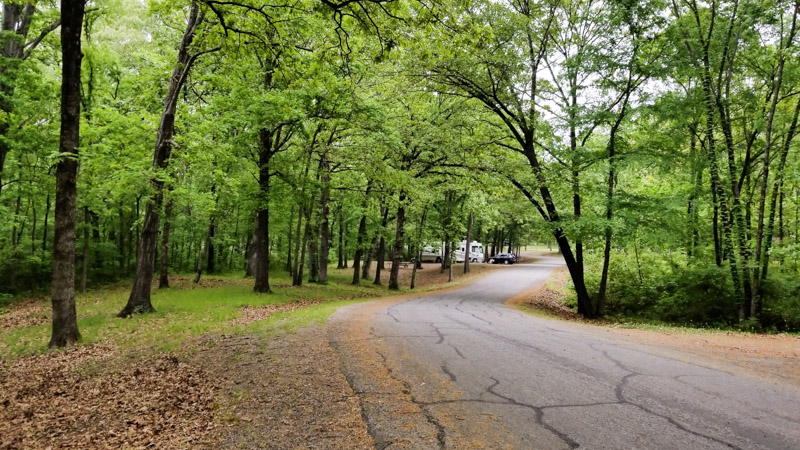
[49,0,85,348]
[119,2,216,316]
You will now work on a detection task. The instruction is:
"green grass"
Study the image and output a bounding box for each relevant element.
[0,265,494,360]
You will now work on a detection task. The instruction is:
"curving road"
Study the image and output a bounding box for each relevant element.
[328,256,800,449]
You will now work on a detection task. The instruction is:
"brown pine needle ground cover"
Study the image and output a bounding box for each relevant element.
[0,263,497,448]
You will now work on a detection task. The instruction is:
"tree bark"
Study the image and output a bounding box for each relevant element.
[363,234,378,280]
[287,203,294,272]
[120,1,206,317]
[337,205,345,269]
[193,220,213,284]
[50,0,85,348]
[388,194,407,290]
[253,126,275,293]
[352,211,368,285]
[318,153,331,282]
[352,185,372,285]
[755,94,800,313]
[80,206,89,292]
[308,211,319,283]
[159,194,173,288]
[752,7,797,316]
[294,205,312,287]
[0,2,36,199]
[291,205,304,282]
[373,206,389,285]
[464,211,473,274]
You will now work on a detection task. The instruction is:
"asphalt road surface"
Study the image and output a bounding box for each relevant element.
[329,255,800,449]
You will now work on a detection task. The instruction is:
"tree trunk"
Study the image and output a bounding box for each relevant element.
[42,193,50,252]
[363,234,377,280]
[388,194,407,290]
[596,91,630,316]
[253,126,275,293]
[352,186,372,285]
[337,205,345,269]
[318,153,331,282]
[207,219,215,274]
[50,0,85,348]
[752,11,797,316]
[0,2,36,199]
[159,195,173,288]
[755,95,800,313]
[287,203,294,273]
[80,206,89,292]
[374,206,389,285]
[464,211,473,274]
[308,212,319,283]
[410,249,421,289]
[352,210,368,285]
[193,221,212,284]
[448,248,453,282]
[294,206,312,287]
[291,205,304,282]
[120,2,206,317]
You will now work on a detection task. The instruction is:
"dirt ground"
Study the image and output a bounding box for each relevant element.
[0,346,219,449]
[512,267,800,386]
[197,327,373,449]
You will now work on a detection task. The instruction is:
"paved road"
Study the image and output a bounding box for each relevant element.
[329,256,800,449]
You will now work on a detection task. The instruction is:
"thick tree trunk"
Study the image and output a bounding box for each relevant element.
[253,127,275,293]
[159,195,173,288]
[388,195,407,290]
[363,234,377,280]
[120,2,205,317]
[50,0,85,348]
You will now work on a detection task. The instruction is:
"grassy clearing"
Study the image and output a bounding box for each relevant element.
[0,263,496,359]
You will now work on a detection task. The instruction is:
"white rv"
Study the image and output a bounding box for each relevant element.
[420,240,484,263]
[457,240,485,263]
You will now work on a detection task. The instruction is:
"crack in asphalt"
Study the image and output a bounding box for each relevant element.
[430,323,446,344]
[445,312,746,449]
[485,377,580,448]
[448,343,466,359]
[374,348,448,448]
[453,306,493,325]
[441,365,457,382]
[591,344,743,450]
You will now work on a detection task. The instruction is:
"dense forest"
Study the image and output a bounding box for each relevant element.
[1,0,799,348]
